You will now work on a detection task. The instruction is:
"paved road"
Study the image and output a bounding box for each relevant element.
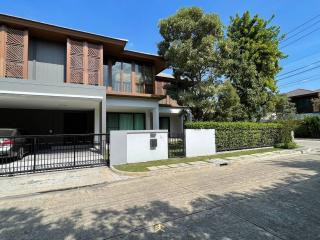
[1,148,320,239]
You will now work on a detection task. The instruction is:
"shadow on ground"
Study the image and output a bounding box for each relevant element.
[1,156,320,239]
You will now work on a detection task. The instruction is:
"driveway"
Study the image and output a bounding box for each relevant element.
[0,144,320,239]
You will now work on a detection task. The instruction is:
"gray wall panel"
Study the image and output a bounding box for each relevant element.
[28,38,66,84]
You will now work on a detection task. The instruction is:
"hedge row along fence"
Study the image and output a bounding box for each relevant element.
[185,122,289,152]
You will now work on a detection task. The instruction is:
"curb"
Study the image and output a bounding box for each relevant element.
[110,166,150,177]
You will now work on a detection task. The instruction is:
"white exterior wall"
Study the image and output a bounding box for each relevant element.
[185,129,216,157]
[110,130,168,165]
[110,131,127,165]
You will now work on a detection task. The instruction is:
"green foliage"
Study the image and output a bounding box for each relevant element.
[219,11,286,121]
[177,81,219,120]
[312,98,320,112]
[158,7,224,120]
[295,116,320,138]
[158,8,286,121]
[215,81,246,121]
[275,141,298,149]
[274,94,296,120]
[185,121,290,151]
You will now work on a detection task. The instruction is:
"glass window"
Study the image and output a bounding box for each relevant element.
[106,113,145,131]
[144,65,154,94]
[134,114,145,130]
[119,114,134,130]
[106,113,119,132]
[144,66,153,84]
[122,62,132,92]
[103,64,109,87]
[135,64,144,93]
[112,61,121,91]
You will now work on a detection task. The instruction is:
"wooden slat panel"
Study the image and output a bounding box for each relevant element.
[4,27,28,79]
[87,42,102,86]
[83,41,88,85]
[0,25,6,77]
[23,30,28,79]
[66,38,71,82]
[99,44,103,86]
[67,39,84,84]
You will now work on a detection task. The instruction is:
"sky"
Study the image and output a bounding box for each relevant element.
[1,0,320,93]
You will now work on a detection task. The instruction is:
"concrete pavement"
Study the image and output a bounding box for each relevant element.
[1,147,320,239]
[0,167,130,198]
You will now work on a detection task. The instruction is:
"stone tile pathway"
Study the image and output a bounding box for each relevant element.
[147,149,305,172]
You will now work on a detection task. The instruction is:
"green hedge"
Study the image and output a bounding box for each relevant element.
[185,121,289,151]
[294,116,320,138]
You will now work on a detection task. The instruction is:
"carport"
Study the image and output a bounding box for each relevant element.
[0,78,107,135]
[0,78,108,175]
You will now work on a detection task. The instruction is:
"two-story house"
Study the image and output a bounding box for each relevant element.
[0,14,185,136]
[287,88,320,114]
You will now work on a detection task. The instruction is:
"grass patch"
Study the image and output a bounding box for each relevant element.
[113,147,281,172]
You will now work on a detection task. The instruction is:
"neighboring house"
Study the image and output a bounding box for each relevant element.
[0,14,185,135]
[287,88,320,114]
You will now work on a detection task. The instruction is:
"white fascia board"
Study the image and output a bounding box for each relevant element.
[159,107,183,114]
[0,90,104,100]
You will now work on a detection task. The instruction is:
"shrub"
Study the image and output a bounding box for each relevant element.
[294,116,320,138]
[185,121,291,151]
[275,141,298,149]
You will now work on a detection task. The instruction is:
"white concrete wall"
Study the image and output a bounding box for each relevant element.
[110,130,168,165]
[110,131,128,165]
[185,129,216,157]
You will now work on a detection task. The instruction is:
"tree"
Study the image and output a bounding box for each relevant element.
[219,11,285,121]
[274,94,296,120]
[158,7,224,120]
[215,81,246,121]
[312,98,320,112]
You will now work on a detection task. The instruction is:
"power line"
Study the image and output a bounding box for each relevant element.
[279,77,320,87]
[277,64,320,81]
[278,74,320,87]
[278,59,320,77]
[281,26,320,49]
[285,13,320,36]
[281,18,320,43]
[281,50,320,68]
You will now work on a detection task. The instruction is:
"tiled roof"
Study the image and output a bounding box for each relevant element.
[286,89,316,97]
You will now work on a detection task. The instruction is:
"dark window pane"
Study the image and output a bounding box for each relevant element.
[119,114,134,130]
[135,64,144,93]
[107,113,119,132]
[160,117,170,131]
[134,114,145,130]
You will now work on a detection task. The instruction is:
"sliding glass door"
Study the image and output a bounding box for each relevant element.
[119,113,134,130]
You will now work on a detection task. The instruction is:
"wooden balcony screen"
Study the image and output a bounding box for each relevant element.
[0,26,28,79]
[66,38,103,85]
[156,80,180,107]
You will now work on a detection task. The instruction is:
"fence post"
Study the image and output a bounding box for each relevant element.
[33,138,37,172]
[73,136,76,166]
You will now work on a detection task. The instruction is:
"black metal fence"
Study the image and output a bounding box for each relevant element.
[168,133,185,158]
[0,133,109,176]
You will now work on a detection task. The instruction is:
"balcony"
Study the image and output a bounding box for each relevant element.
[105,61,166,99]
